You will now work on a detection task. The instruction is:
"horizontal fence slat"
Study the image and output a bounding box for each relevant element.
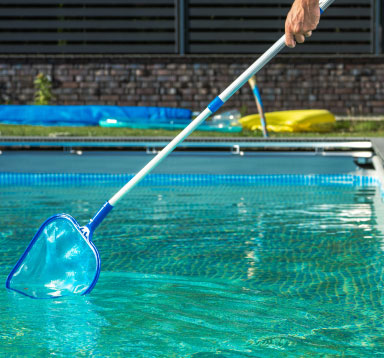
[189,0,369,4]
[189,7,371,17]
[0,44,176,53]
[189,19,372,29]
[0,32,175,42]
[2,0,365,4]
[190,43,372,53]
[0,0,174,4]
[0,8,175,18]
[189,31,371,42]
[190,0,303,4]
[189,8,291,17]
[0,20,175,30]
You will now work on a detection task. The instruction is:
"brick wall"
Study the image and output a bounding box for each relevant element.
[0,55,383,116]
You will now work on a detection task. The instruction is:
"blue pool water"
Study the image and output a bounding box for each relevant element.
[2,153,384,356]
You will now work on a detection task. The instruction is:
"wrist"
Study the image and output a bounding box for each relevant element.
[301,0,319,5]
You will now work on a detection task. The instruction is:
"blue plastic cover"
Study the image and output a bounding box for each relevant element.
[0,105,192,126]
[99,119,243,133]
[6,214,100,299]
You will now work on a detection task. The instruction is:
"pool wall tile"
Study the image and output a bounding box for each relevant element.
[0,173,379,187]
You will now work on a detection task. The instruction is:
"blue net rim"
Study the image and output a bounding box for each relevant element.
[5,213,101,299]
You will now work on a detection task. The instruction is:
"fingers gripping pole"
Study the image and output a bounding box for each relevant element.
[108,0,335,207]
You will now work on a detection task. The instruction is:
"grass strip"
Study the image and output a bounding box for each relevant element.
[1,120,384,138]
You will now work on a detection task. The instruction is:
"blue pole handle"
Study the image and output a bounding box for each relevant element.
[87,201,114,234]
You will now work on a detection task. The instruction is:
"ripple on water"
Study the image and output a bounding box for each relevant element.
[1,184,384,356]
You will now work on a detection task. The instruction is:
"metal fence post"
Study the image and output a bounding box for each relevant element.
[175,0,187,55]
[380,0,383,53]
[374,0,382,54]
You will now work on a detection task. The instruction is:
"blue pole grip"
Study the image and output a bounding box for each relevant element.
[87,201,113,234]
[207,96,224,113]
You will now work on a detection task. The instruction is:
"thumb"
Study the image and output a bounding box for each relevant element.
[285,32,296,48]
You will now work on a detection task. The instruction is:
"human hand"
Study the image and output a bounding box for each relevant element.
[285,0,320,48]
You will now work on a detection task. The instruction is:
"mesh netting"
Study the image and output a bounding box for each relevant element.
[7,215,99,299]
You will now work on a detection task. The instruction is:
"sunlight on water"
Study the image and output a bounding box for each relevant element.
[1,183,384,356]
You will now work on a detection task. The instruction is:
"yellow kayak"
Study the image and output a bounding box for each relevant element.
[239,109,335,133]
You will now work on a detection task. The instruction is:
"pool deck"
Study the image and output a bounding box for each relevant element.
[0,136,374,151]
[1,136,383,180]
[371,138,384,161]
[0,135,381,164]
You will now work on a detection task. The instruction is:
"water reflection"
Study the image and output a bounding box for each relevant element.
[2,289,107,355]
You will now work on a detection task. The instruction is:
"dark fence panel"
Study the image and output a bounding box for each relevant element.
[0,0,380,54]
[187,0,376,54]
[0,0,176,54]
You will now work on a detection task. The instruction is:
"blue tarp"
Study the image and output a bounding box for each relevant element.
[0,105,192,126]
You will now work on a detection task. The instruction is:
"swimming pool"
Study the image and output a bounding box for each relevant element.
[2,151,384,356]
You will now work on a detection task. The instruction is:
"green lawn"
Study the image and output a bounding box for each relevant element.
[1,120,384,138]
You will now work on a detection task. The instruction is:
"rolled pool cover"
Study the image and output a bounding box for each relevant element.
[0,105,192,126]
